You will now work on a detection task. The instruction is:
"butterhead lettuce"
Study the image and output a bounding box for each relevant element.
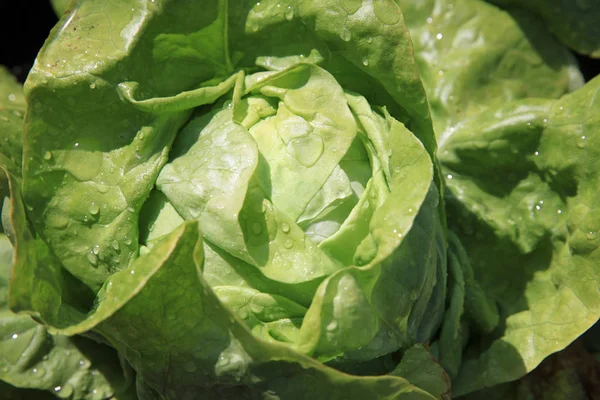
[1,0,599,399]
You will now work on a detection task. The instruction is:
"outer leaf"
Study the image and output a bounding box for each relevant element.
[1,227,133,399]
[49,222,442,399]
[22,0,233,292]
[397,0,583,138]
[487,0,600,58]
[0,67,25,182]
[440,77,600,394]
[391,344,451,400]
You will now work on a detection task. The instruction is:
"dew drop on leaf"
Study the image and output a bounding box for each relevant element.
[340,27,352,42]
[287,135,324,167]
[89,203,100,215]
[284,5,294,20]
[373,0,400,25]
[251,222,263,235]
[87,252,98,266]
[184,361,198,373]
[326,321,338,332]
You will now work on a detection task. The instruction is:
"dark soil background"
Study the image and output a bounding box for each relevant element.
[0,1,58,82]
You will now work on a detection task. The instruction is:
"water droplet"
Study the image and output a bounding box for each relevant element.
[287,135,324,167]
[326,321,338,331]
[341,0,362,14]
[87,252,98,266]
[340,27,352,42]
[89,82,97,89]
[124,237,132,245]
[534,151,539,156]
[280,222,290,233]
[587,231,596,240]
[43,151,52,160]
[577,135,587,149]
[447,174,453,180]
[362,57,369,66]
[535,205,541,211]
[543,118,548,124]
[184,361,197,373]
[283,239,293,249]
[11,333,18,339]
[54,386,62,393]
[436,33,443,40]
[130,270,135,275]
[284,5,294,20]
[7,93,16,102]
[96,184,109,194]
[89,203,100,215]
[32,367,46,377]
[408,208,414,214]
[557,209,563,214]
[251,222,263,235]
[111,240,120,251]
[366,36,373,44]
[426,17,433,23]
[373,0,400,24]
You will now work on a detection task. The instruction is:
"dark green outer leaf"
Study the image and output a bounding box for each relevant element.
[0,204,134,399]
[487,0,600,58]
[440,76,600,395]
[0,67,25,185]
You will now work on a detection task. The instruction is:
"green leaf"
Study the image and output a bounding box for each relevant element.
[440,76,600,395]
[0,233,134,399]
[392,344,451,399]
[16,1,448,397]
[50,222,442,399]
[487,0,600,58]
[0,67,25,182]
[397,0,583,138]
